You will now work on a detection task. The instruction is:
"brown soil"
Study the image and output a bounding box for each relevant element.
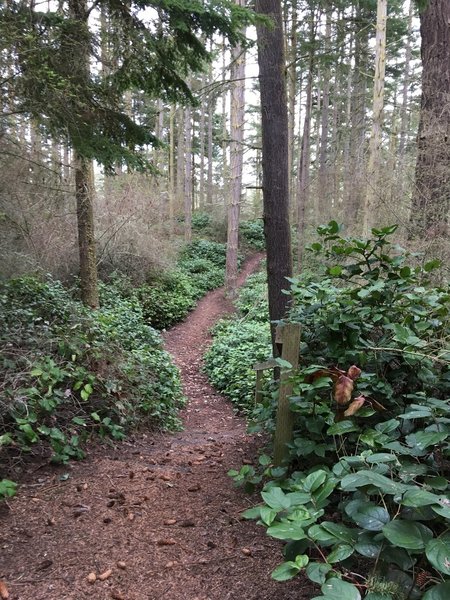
[0,254,315,600]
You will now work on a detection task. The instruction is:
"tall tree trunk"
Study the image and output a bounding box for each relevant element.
[176,107,185,220]
[207,94,214,207]
[69,0,99,307]
[225,2,246,298]
[256,0,293,356]
[74,151,99,308]
[287,0,298,205]
[398,0,413,160]
[318,9,332,222]
[184,105,192,242]
[169,105,176,229]
[221,38,229,211]
[198,72,207,210]
[297,63,313,270]
[410,0,450,238]
[362,0,387,236]
[344,5,369,230]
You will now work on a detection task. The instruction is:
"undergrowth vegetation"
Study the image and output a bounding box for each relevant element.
[214,224,450,599]
[204,271,271,411]
[0,277,184,482]
[0,236,238,499]
[137,239,230,329]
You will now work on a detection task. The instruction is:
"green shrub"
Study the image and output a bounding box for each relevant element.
[180,239,228,268]
[0,276,184,468]
[234,271,268,322]
[239,223,450,599]
[204,270,271,412]
[178,256,225,297]
[135,239,231,330]
[204,320,272,412]
[240,219,266,250]
[136,270,197,330]
[191,211,211,231]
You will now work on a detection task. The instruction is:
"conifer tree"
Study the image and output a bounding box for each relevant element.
[1,0,253,305]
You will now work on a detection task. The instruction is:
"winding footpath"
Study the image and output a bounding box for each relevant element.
[0,255,312,600]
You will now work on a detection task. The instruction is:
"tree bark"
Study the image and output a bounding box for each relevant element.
[410,0,450,237]
[362,0,387,237]
[318,10,332,222]
[69,0,99,307]
[74,150,99,308]
[184,105,192,242]
[398,0,413,160]
[225,2,246,299]
[256,0,293,356]
[344,5,369,230]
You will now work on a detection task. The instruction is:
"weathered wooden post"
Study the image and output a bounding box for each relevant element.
[273,322,301,466]
[253,358,278,405]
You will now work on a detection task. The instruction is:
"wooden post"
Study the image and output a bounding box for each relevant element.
[255,370,264,405]
[253,358,278,405]
[273,323,301,466]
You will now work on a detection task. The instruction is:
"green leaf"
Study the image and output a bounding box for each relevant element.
[422,582,450,600]
[401,489,441,508]
[345,501,390,531]
[327,544,354,564]
[286,491,312,505]
[365,453,398,464]
[320,522,357,544]
[406,431,448,450]
[355,533,382,559]
[306,562,332,584]
[295,554,309,568]
[262,487,291,511]
[0,479,18,498]
[275,358,293,369]
[308,525,338,546]
[382,520,433,551]
[431,500,450,519]
[0,433,13,446]
[260,506,277,526]
[328,266,343,276]
[241,506,261,520]
[303,470,327,493]
[400,266,411,278]
[327,220,340,234]
[267,521,307,541]
[30,368,43,377]
[423,476,448,490]
[327,421,359,435]
[341,470,407,495]
[271,561,301,581]
[425,534,450,575]
[424,259,442,272]
[317,578,361,600]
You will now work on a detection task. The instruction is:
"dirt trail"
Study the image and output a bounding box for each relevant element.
[0,255,312,600]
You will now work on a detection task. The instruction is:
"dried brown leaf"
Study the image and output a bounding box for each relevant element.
[344,397,366,416]
[334,375,354,405]
[347,365,362,381]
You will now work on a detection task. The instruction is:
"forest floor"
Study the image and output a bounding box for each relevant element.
[0,254,315,600]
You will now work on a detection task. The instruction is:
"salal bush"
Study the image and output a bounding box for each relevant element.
[0,277,184,479]
[204,271,271,412]
[137,240,233,330]
[240,220,266,250]
[243,224,450,600]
